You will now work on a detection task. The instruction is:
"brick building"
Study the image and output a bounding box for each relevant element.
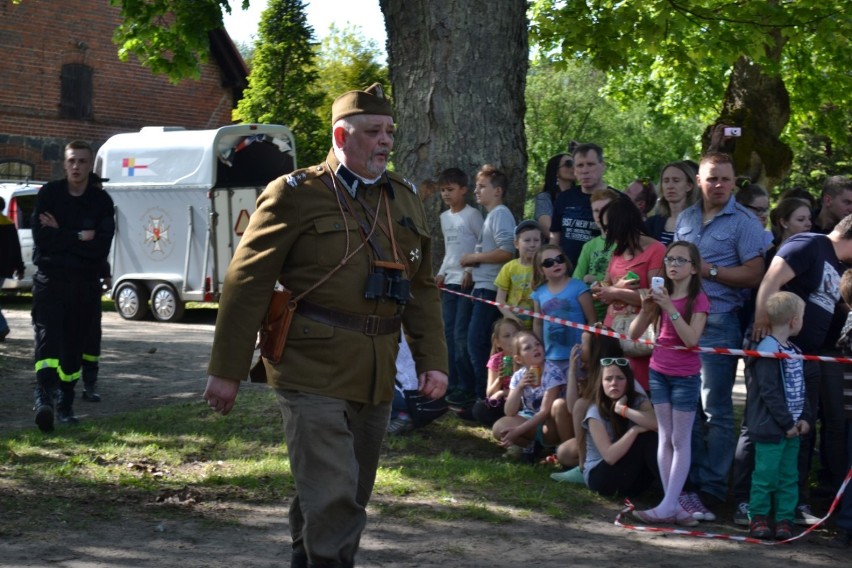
[0,0,247,181]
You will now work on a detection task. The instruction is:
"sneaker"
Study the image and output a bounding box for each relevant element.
[502,445,524,461]
[674,509,700,528]
[82,390,101,402]
[57,408,79,425]
[749,515,773,540]
[34,403,54,433]
[775,519,794,541]
[550,466,585,484]
[733,502,750,526]
[828,529,852,549]
[678,491,715,521]
[387,416,413,436]
[794,503,819,526]
[520,441,540,464]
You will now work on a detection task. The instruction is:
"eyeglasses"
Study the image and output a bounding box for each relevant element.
[600,357,629,367]
[663,256,694,267]
[747,205,769,215]
[541,255,567,268]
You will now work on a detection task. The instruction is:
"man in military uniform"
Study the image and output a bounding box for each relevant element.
[204,84,448,567]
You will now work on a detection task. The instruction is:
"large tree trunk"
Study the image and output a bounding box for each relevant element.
[703,56,792,190]
[380,0,529,269]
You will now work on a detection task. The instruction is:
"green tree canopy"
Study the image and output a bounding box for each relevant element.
[313,24,389,129]
[109,0,240,81]
[530,1,851,187]
[233,0,326,165]
[525,60,703,206]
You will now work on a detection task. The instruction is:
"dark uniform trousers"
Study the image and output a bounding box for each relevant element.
[278,390,390,568]
[32,269,101,408]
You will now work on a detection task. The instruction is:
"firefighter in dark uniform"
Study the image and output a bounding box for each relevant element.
[31,141,115,432]
[204,84,448,567]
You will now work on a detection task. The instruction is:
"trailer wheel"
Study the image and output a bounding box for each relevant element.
[151,283,186,323]
[115,282,149,321]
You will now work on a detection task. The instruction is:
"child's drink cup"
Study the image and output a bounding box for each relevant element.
[530,365,541,387]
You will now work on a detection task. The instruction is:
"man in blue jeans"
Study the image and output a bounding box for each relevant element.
[675,151,765,520]
[459,164,515,402]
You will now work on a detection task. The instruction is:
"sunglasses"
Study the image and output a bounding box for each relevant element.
[600,357,629,367]
[541,255,567,268]
[663,256,693,267]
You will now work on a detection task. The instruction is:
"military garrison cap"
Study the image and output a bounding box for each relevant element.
[331,83,394,125]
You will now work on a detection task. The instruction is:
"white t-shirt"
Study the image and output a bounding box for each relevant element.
[437,205,484,285]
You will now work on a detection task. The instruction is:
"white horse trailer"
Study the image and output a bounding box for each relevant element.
[94,124,296,322]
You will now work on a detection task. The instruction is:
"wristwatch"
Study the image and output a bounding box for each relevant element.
[670,312,681,321]
[709,264,719,280]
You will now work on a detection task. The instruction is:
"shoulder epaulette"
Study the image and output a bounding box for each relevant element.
[386,170,417,195]
[284,165,327,189]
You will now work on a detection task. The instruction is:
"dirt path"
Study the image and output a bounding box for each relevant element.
[0,301,849,567]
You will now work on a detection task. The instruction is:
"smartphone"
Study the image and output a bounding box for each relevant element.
[651,276,664,292]
[724,127,742,137]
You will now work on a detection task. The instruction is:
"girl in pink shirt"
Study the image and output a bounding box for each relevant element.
[628,241,709,526]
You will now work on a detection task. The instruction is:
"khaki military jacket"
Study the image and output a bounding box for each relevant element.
[208,150,447,404]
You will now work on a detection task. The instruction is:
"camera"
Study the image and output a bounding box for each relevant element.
[724,127,742,137]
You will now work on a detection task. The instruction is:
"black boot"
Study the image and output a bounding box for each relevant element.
[82,361,101,402]
[291,545,308,568]
[56,383,79,425]
[33,386,55,433]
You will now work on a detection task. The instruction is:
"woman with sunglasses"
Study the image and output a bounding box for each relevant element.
[628,241,708,526]
[582,357,658,497]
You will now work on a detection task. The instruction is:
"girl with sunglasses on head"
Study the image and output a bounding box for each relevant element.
[583,357,659,497]
[628,240,709,525]
[550,325,625,483]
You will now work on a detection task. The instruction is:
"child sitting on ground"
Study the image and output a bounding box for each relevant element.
[583,357,659,497]
[550,325,624,483]
[746,291,811,541]
[492,330,566,462]
[472,318,524,427]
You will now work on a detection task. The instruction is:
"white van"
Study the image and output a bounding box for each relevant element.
[0,180,43,291]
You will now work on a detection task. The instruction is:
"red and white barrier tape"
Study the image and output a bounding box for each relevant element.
[615,466,852,545]
[440,286,852,364]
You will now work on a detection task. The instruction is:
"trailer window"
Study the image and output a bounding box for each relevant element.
[216,136,295,188]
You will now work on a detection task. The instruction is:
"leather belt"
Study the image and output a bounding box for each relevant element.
[296,300,401,336]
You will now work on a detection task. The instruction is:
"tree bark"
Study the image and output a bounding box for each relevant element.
[380,0,529,268]
[704,56,792,190]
